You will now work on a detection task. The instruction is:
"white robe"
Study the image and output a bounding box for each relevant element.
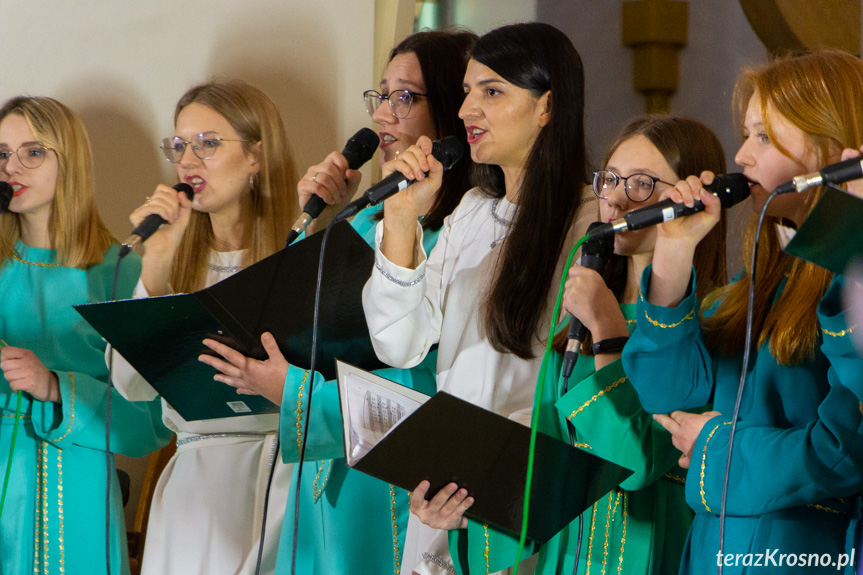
[362,189,596,575]
[111,250,292,575]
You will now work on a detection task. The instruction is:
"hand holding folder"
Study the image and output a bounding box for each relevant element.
[335,360,633,543]
[76,223,383,421]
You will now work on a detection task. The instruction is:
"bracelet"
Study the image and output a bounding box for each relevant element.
[592,336,629,355]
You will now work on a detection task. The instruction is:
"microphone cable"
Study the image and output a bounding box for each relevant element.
[716,181,847,574]
[0,340,22,525]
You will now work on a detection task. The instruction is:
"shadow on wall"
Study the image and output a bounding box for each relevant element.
[204,15,341,187]
[61,80,168,241]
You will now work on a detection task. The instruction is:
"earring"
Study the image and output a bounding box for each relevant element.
[249,174,256,190]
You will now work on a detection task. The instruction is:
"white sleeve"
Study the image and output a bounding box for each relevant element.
[105,276,159,402]
[362,220,446,369]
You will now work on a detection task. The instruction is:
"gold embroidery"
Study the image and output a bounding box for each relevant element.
[664,473,686,484]
[295,370,310,453]
[807,503,840,514]
[11,253,61,268]
[568,377,627,421]
[57,449,64,573]
[1,413,31,419]
[700,421,731,512]
[42,442,49,574]
[644,308,695,329]
[822,324,856,337]
[573,442,592,450]
[624,318,636,325]
[586,501,599,575]
[617,491,627,574]
[602,491,622,574]
[53,373,75,442]
[483,523,490,575]
[390,485,401,575]
[34,442,43,574]
[311,459,334,502]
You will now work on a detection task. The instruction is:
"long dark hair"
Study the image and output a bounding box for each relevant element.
[474,23,589,359]
[386,29,477,230]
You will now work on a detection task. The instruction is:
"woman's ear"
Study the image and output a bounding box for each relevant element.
[538,91,552,128]
[248,140,263,171]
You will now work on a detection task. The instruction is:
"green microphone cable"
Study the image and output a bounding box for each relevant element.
[512,233,588,572]
[0,339,23,524]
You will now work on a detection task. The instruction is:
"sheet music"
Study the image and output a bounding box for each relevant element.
[344,372,423,465]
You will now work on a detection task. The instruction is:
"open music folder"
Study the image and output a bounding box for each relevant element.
[75,222,383,421]
[335,360,633,543]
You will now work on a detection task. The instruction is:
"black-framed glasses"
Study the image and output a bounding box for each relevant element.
[0,143,55,170]
[592,169,675,203]
[160,131,249,163]
[363,89,427,119]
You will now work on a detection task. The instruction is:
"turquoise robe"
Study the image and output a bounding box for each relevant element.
[450,305,692,575]
[622,268,863,574]
[0,241,172,575]
[276,205,440,574]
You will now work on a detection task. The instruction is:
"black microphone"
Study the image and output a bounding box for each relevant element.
[0,181,12,213]
[119,183,195,258]
[285,128,380,245]
[774,156,863,195]
[561,222,614,380]
[589,173,751,241]
[333,135,464,223]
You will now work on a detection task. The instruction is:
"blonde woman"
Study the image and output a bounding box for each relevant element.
[112,80,298,574]
[0,96,170,574]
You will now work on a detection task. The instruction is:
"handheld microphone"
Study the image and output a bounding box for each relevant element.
[561,222,614,380]
[286,128,380,245]
[0,182,12,213]
[589,173,751,241]
[119,183,195,258]
[774,156,863,195]
[333,135,464,223]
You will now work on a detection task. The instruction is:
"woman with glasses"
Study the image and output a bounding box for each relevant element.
[198,30,478,574]
[110,79,298,574]
[525,115,728,575]
[362,22,596,574]
[0,96,171,574]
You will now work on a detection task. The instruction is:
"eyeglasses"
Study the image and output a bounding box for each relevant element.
[363,89,427,119]
[592,170,675,203]
[0,143,55,171]
[160,131,249,163]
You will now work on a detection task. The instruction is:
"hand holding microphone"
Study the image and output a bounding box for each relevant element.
[287,127,379,244]
[120,182,195,258]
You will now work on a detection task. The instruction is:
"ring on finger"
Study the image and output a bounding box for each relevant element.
[311,173,317,182]
[144,196,152,206]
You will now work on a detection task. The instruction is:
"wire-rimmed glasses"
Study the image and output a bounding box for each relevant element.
[363,89,427,119]
[592,169,675,203]
[160,131,249,163]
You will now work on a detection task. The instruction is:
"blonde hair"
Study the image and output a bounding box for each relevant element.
[0,96,114,268]
[702,50,863,364]
[169,80,299,292]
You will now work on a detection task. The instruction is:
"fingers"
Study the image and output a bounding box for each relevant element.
[653,413,680,434]
[298,152,355,208]
[131,184,186,227]
[201,338,247,369]
[409,481,474,530]
[260,332,285,363]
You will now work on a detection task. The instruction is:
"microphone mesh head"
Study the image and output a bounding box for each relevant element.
[0,181,12,213]
[343,127,380,170]
[705,173,750,208]
[431,136,464,171]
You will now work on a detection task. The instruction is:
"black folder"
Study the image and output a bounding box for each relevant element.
[75,222,383,421]
[784,187,863,273]
[337,362,633,543]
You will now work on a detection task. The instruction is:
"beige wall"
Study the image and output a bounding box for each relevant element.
[1,1,376,239]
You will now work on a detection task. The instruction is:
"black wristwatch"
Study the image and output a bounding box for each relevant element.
[591,336,629,355]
